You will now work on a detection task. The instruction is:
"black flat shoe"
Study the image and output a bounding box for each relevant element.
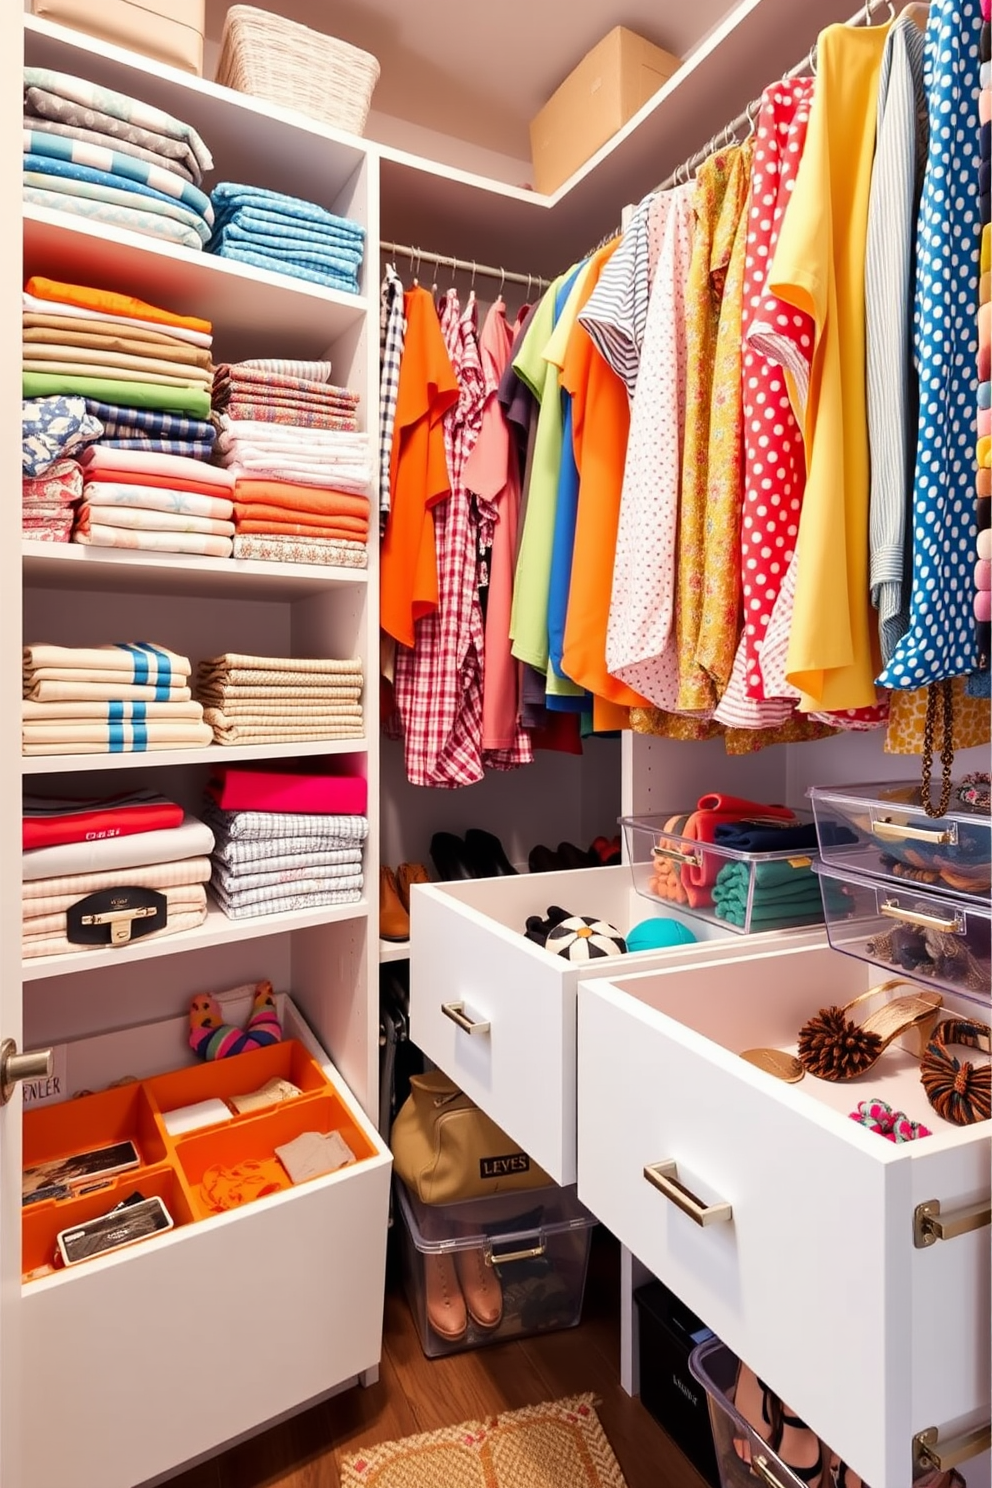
[528,844,562,873]
[464,828,518,877]
[430,831,475,881]
[557,841,598,870]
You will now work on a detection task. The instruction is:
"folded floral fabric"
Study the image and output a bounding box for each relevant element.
[24,641,189,679]
[22,396,102,476]
[24,86,205,183]
[24,129,213,220]
[23,457,83,499]
[214,874,364,910]
[24,372,211,418]
[23,813,214,880]
[23,181,207,253]
[24,855,213,912]
[80,482,231,519]
[80,504,234,536]
[231,533,367,567]
[23,906,207,959]
[23,719,214,751]
[219,400,359,432]
[75,524,232,556]
[23,68,213,173]
[23,786,183,851]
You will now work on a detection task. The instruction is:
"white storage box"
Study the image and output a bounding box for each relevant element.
[394,1176,595,1359]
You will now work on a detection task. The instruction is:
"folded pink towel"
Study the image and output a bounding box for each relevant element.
[207,765,368,815]
[80,445,235,489]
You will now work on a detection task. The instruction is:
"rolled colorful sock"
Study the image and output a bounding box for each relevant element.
[188,980,282,1060]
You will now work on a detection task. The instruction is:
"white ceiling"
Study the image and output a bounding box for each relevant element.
[205,0,740,160]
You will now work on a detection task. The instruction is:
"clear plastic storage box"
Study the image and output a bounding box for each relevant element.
[813,860,991,1008]
[688,1337,818,1488]
[620,813,831,935]
[394,1177,596,1359]
[809,781,991,903]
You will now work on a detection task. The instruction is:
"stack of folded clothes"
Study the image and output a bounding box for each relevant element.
[203,768,367,919]
[195,653,364,745]
[74,446,235,557]
[23,788,214,958]
[206,183,365,293]
[211,363,371,566]
[23,642,213,756]
[21,392,103,541]
[23,67,214,252]
[24,277,214,421]
[712,859,827,930]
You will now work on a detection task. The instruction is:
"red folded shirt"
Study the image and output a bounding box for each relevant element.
[23,789,184,851]
[206,766,367,816]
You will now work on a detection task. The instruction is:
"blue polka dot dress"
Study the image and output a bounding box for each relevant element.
[877,0,982,690]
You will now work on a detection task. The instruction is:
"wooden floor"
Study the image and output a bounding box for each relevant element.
[168,1226,708,1488]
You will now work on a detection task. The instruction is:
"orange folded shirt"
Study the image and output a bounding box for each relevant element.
[232,479,370,520]
[25,277,212,336]
[236,519,369,541]
[233,501,369,530]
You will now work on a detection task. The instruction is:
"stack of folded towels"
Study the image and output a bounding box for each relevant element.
[23,642,213,756]
[24,277,214,425]
[21,393,102,541]
[194,653,364,746]
[206,182,365,294]
[712,859,826,930]
[203,766,367,920]
[74,446,235,557]
[23,66,214,252]
[212,362,371,568]
[23,788,214,958]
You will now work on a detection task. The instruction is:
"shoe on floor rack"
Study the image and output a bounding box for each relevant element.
[380,865,410,942]
[429,832,476,882]
[463,828,518,877]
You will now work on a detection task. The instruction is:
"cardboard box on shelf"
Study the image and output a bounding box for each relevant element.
[529,26,680,196]
[30,0,205,75]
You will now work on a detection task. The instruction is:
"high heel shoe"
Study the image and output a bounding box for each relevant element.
[429,831,475,882]
[797,979,943,1082]
[776,1404,826,1486]
[528,844,563,873]
[557,841,598,870]
[463,828,518,877]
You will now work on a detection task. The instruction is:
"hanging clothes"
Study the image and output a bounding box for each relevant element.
[463,299,534,767]
[393,290,489,787]
[379,285,458,650]
[762,20,891,713]
[877,0,981,692]
[378,262,405,534]
[970,6,992,694]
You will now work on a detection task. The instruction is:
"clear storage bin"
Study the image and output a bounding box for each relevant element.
[620,813,830,935]
[813,860,991,1009]
[688,1337,818,1488]
[394,1177,595,1359]
[809,781,991,903]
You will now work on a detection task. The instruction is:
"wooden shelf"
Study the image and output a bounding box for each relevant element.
[22,738,368,774]
[23,207,368,362]
[23,542,368,600]
[22,896,368,980]
[379,939,410,963]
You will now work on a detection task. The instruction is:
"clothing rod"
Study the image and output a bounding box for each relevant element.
[654,0,894,193]
[380,241,549,291]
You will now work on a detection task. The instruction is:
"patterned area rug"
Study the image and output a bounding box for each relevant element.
[340,1394,629,1488]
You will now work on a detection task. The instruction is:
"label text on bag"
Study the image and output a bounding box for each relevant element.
[480,1153,530,1179]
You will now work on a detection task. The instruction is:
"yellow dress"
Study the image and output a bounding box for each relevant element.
[767,21,891,712]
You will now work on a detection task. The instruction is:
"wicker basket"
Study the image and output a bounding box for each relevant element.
[215,5,380,136]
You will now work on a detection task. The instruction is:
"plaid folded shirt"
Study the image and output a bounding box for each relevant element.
[101,437,215,458]
[85,400,215,442]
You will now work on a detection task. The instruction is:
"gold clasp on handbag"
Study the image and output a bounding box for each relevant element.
[80,904,158,945]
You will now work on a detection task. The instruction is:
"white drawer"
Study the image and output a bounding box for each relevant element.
[411,866,825,1185]
[21,994,392,1488]
[577,945,991,1488]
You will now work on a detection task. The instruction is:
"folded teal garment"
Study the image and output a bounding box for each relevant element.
[23,186,204,254]
[715,904,825,929]
[25,130,212,220]
[210,181,366,238]
[213,205,364,254]
[715,859,817,893]
[712,878,823,910]
[207,244,359,293]
[211,222,362,275]
[23,166,211,244]
[24,373,210,418]
[23,153,211,227]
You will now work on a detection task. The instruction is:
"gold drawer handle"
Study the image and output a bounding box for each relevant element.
[752,1456,792,1488]
[914,1423,992,1474]
[873,819,954,845]
[880,901,965,934]
[643,1161,732,1227]
[652,845,703,867]
[441,1002,491,1036]
[486,1239,547,1267]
